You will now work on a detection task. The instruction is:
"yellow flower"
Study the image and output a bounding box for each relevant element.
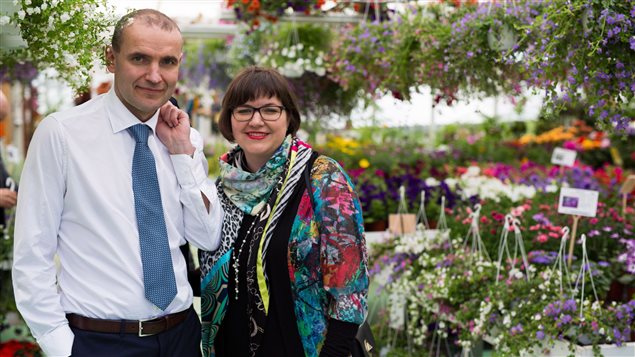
[359,158,370,168]
[581,138,597,150]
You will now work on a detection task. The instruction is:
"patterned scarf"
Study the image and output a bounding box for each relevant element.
[200,136,313,357]
[218,135,291,215]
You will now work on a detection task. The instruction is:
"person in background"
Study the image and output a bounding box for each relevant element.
[191,66,368,356]
[12,9,222,357]
[0,90,17,227]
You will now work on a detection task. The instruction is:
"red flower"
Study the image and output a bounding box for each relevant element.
[0,340,41,357]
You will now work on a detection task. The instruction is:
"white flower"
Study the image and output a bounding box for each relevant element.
[534,313,541,321]
[466,165,481,176]
[60,12,71,22]
[503,314,511,326]
[25,0,32,5]
[444,178,458,189]
[17,10,25,20]
[425,177,440,186]
[0,16,9,26]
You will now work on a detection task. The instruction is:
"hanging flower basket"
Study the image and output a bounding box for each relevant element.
[1,0,115,91]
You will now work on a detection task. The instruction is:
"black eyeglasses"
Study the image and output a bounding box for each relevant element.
[231,105,286,122]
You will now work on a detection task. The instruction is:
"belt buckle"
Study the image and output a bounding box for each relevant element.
[138,318,157,337]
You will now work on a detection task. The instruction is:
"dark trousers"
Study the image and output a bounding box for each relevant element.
[70,308,202,357]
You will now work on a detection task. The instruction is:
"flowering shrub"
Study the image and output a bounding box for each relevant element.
[225,0,326,30]
[520,0,634,132]
[1,0,116,91]
[0,340,42,357]
[440,1,543,99]
[325,1,633,132]
[327,20,395,97]
[370,204,634,356]
[255,23,330,78]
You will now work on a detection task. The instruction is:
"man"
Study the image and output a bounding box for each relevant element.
[0,90,17,226]
[12,9,222,356]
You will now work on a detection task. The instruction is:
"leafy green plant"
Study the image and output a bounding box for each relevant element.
[2,0,116,92]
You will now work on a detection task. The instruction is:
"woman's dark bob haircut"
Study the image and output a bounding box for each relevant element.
[218,66,301,142]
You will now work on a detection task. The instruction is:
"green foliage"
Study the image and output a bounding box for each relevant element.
[2,0,116,92]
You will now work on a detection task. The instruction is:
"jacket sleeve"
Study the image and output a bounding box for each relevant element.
[311,156,368,324]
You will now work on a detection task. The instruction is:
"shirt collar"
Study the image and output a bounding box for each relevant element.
[105,88,160,134]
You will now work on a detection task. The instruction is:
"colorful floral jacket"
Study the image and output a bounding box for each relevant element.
[289,155,369,356]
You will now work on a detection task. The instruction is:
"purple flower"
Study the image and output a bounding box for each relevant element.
[614,328,622,342]
[532,213,552,226]
[467,51,474,58]
[563,299,577,312]
[536,331,545,340]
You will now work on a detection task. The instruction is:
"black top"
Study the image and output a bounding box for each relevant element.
[215,186,305,357]
[215,214,255,357]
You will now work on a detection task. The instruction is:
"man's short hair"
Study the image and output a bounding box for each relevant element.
[111,9,181,52]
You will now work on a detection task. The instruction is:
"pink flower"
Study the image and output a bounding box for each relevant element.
[537,234,549,243]
[563,141,578,150]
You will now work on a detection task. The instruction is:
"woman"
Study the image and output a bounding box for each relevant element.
[199,66,368,357]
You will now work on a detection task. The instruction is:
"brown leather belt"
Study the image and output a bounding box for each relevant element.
[66,307,191,337]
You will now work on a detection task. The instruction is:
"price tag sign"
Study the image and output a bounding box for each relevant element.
[551,147,577,167]
[558,188,599,217]
[619,175,635,194]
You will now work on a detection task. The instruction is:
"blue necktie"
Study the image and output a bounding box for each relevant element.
[128,124,177,310]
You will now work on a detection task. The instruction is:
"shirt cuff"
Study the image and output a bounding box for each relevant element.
[37,324,74,357]
[171,152,207,188]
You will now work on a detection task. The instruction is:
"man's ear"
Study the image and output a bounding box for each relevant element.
[105,46,116,73]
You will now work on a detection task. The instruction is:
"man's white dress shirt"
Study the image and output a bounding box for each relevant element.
[12,90,222,356]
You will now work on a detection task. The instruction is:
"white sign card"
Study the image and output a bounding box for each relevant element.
[551,147,577,167]
[558,188,599,217]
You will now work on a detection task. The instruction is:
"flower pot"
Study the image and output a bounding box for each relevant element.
[606,280,635,306]
[365,219,388,232]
